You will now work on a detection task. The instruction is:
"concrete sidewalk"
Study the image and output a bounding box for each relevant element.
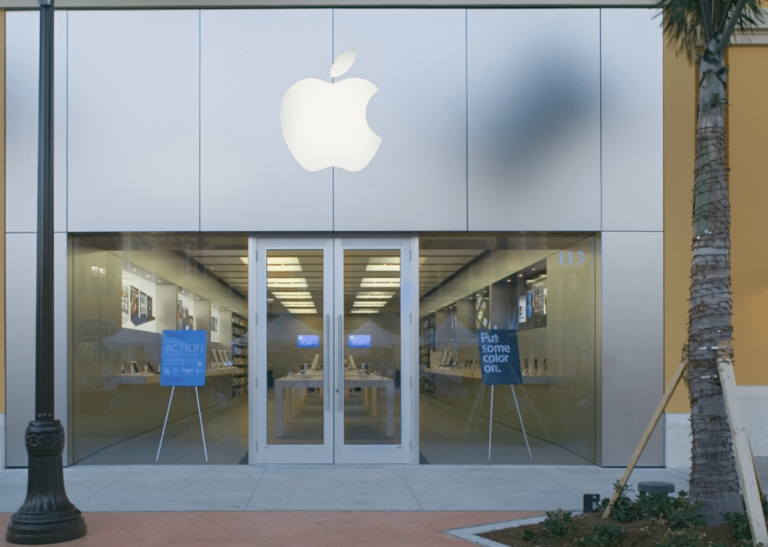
[0,464,693,546]
[0,464,691,513]
[3,463,749,546]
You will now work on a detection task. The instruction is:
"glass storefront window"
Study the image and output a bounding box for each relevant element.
[71,234,249,464]
[418,233,597,465]
[70,231,598,467]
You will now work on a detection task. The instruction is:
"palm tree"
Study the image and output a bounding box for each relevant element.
[657,0,762,523]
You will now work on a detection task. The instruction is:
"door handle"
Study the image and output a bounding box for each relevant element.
[338,314,343,411]
[325,314,330,411]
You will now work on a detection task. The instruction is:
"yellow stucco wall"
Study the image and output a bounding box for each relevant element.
[727,46,768,385]
[663,42,696,413]
[664,43,768,414]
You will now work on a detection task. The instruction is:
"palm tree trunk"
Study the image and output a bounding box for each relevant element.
[688,44,742,523]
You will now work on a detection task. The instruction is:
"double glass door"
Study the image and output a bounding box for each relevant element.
[250,237,416,464]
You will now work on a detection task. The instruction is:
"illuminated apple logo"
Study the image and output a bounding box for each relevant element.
[280,49,382,172]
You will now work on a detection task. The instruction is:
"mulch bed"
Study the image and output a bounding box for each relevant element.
[480,512,739,547]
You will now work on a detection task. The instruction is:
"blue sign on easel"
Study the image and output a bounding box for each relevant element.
[477,330,521,385]
[161,330,207,387]
[476,329,530,459]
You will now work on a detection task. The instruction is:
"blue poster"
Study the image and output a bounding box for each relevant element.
[161,330,207,387]
[477,330,522,385]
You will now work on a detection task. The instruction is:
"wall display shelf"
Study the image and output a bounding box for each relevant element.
[419,314,436,367]
[231,312,248,397]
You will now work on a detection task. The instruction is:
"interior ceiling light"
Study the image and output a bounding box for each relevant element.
[366,256,400,272]
[353,301,386,307]
[271,291,312,299]
[281,301,315,307]
[287,308,317,314]
[356,291,395,300]
[360,278,400,288]
[268,278,308,288]
[351,309,379,314]
[267,257,302,272]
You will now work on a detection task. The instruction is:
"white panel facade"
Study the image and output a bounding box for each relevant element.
[601,231,664,466]
[467,10,601,231]
[601,9,663,232]
[67,11,200,232]
[5,11,68,233]
[200,10,334,231]
[333,10,467,231]
[5,234,38,467]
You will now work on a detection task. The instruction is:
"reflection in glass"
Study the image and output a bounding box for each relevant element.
[418,233,597,465]
[266,250,325,445]
[343,250,401,445]
[71,234,249,464]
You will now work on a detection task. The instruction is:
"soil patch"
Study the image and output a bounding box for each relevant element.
[480,512,738,547]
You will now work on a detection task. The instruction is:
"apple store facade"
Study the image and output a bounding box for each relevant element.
[3,5,663,468]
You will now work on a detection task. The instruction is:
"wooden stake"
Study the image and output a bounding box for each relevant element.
[716,346,768,546]
[602,359,688,519]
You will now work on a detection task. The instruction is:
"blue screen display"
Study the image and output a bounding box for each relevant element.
[348,335,371,348]
[297,335,320,348]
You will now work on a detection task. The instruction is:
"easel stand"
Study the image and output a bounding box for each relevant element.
[156,386,209,462]
[601,349,767,546]
[486,384,532,460]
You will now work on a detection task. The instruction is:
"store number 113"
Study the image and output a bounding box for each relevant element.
[558,251,585,266]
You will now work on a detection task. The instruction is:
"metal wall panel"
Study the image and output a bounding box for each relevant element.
[601,9,663,232]
[332,10,467,231]
[67,10,200,232]
[467,10,601,231]
[5,234,38,467]
[55,232,70,465]
[4,233,70,467]
[6,11,68,233]
[600,231,664,466]
[200,10,333,231]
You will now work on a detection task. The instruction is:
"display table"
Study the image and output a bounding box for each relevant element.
[117,367,237,385]
[274,371,395,437]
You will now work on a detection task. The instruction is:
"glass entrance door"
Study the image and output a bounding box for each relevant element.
[251,237,416,464]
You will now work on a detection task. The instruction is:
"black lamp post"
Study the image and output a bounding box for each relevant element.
[5,0,87,543]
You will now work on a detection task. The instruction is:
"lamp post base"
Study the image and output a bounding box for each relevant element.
[6,420,87,545]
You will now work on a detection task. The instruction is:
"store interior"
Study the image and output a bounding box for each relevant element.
[71,233,597,465]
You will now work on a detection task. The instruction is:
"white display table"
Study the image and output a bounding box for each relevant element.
[274,371,395,437]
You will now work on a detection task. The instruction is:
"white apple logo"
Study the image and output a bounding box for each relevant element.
[281,49,382,172]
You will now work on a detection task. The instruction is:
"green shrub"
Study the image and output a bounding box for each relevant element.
[723,511,751,542]
[600,483,637,523]
[600,485,704,528]
[522,528,538,542]
[542,509,573,538]
[575,523,626,547]
[654,528,703,547]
